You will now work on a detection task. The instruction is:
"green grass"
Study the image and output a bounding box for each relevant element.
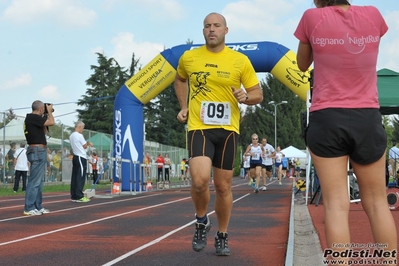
[0,177,187,197]
[0,183,111,197]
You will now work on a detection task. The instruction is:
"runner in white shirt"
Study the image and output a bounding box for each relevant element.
[242,155,250,179]
[274,146,284,185]
[260,137,275,191]
[244,134,264,193]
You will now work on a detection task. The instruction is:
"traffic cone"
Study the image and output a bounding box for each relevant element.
[112,182,120,194]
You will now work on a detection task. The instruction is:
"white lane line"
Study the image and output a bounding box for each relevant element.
[0,196,191,246]
[0,192,71,203]
[0,193,162,223]
[102,193,251,266]
[285,181,296,266]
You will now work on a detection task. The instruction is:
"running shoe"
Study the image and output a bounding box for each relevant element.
[23,209,43,216]
[214,232,230,256]
[38,208,50,214]
[74,197,90,203]
[255,187,259,193]
[279,181,282,185]
[192,215,212,252]
[262,186,267,191]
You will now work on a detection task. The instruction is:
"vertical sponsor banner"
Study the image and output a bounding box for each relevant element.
[125,53,178,105]
[114,85,142,191]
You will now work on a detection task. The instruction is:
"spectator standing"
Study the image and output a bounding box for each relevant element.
[13,142,28,192]
[295,158,301,178]
[52,150,62,182]
[6,142,16,183]
[143,152,151,179]
[69,121,93,203]
[164,153,171,182]
[90,152,99,184]
[295,0,396,260]
[281,154,288,179]
[0,148,4,183]
[23,101,55,216]
[68,149,73,160]
[46,148,53,181]
[180,158,186,180]
[155,153,165,182]
[103,156,110,180]
[62,146,70,159]
[388,141,399,178]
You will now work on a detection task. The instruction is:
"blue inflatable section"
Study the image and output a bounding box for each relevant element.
[113,85,142,189]
[163,42,289,73]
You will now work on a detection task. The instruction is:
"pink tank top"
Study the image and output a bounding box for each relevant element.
[294,5,388,111]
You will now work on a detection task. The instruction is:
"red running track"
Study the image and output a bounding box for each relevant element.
[0,178,293,266]
[308,190,399,265]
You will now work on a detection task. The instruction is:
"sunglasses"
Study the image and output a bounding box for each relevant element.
[252,138,258,140]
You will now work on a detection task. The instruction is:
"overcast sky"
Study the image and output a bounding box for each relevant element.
[1,0,398,126]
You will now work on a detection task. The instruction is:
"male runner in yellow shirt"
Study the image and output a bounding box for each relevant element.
[174,12,263,256]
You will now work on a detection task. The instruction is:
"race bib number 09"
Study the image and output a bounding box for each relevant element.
[200,101,231,125]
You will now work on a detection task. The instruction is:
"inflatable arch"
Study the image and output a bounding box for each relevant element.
[113,41,312,191]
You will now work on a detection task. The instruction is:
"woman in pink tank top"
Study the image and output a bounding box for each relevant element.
[295,0,396,264]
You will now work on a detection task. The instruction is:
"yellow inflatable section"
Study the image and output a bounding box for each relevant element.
[121,41,312,105]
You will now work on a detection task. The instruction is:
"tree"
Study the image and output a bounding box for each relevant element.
[47,121,72,140]
[76,53,132,134]
[240,74,307,150]
[0,109,17,128]
[382,116,394,146]
[391,115,399,143]
[144,84,186,148]
[239,105,271,147]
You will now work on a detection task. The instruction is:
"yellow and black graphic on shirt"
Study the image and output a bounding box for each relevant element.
[190,71,211,100]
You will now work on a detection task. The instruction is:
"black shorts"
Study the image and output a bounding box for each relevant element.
[262,164,273,172]
[306,108,386,164]
[188,129,238,170]
[250,163,262,169]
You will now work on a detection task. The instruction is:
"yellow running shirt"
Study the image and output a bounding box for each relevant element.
[177,45,259,134]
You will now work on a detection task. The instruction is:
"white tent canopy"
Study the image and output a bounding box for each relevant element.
[0,118,25,142]
[0,118,63,146]
[281,145,307,158]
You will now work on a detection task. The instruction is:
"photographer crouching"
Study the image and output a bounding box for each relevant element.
[23,100,55,216]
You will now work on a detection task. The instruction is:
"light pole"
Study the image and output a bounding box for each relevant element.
[268,100,288,149]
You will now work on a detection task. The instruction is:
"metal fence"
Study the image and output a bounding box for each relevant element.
[143,140,188,171]
[0,115,187,185]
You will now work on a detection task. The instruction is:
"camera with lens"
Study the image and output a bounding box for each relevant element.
[44,103,55,114]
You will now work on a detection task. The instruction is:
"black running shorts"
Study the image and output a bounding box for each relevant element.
[305,108,386,164]
[250,163,262,169]
[262,165,273,172]
[188,129,238,170]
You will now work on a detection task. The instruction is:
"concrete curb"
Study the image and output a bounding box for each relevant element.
[292,193,324,265]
